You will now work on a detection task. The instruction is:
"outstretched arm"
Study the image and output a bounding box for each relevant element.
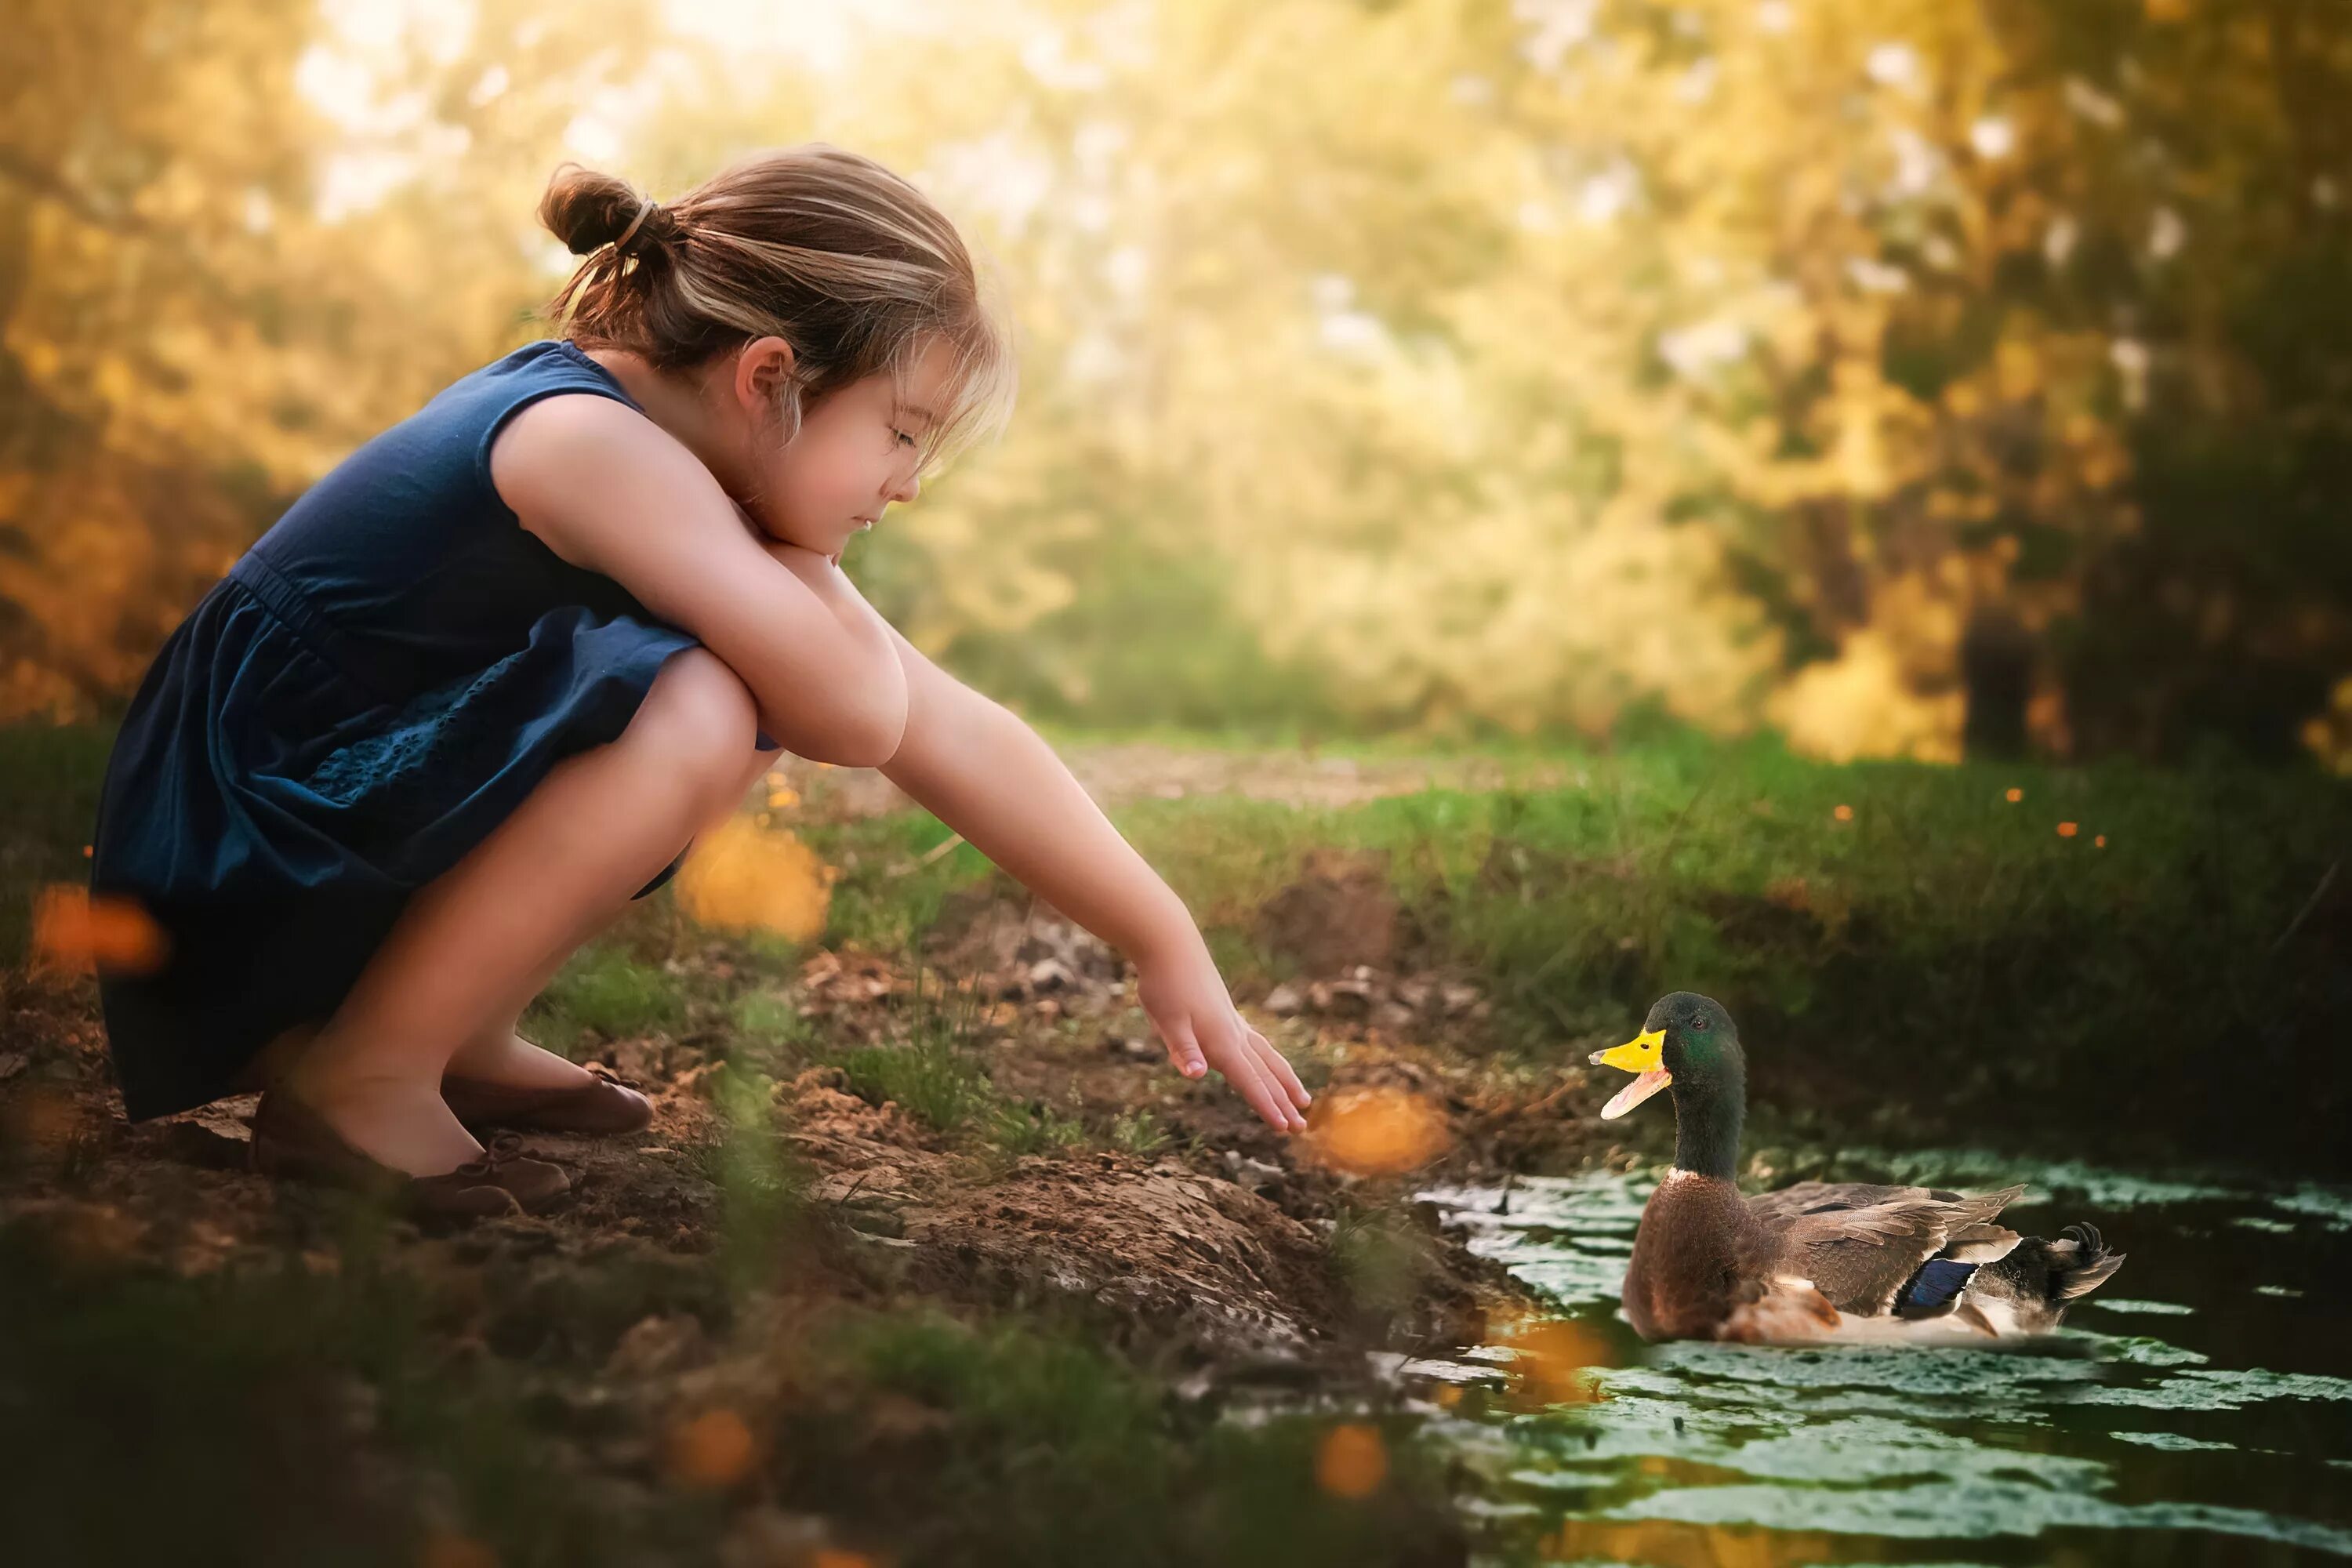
[871,622,1311,1133]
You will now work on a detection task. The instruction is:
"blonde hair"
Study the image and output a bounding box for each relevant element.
[539,145,1017,475]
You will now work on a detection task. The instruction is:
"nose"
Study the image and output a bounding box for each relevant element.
[887,470,920,506]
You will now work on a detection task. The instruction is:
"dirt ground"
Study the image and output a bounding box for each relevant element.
[0,887,1610,1339]
[0,797,1645,1491]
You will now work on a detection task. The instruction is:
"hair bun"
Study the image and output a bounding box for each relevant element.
[539,162,662,256]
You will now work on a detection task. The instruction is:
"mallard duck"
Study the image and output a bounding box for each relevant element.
[1589,992,2125,1345]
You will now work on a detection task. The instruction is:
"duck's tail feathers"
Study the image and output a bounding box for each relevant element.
[1944,1221,2023,1265]
[2049,1221,2126,1303]
[1969,1221,2124,1331]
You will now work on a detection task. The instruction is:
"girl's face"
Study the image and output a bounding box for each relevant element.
[724,335,952,560]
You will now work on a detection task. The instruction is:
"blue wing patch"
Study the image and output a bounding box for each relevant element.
[1895,1257,1980,1318]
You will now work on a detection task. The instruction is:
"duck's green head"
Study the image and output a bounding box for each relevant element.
[1588,991,1744,1122]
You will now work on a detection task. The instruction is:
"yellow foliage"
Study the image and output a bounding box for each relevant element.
[1773,627,1965,764]
[11,0,2291,759]
[2302,676,2352,777]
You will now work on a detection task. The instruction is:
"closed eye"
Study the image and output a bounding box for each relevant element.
[891,428,917,449]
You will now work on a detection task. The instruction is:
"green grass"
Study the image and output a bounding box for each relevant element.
[813,732,2352,1173]
[10,716,2347,1171]
[727,989,811,1050]
[700,1058,816,1294]
[0,722,111,963]
[831,1032,994,1131]
[1106,1107,1172,1157]
[789,1309,1463,1568]
[523,944,686,1054]
[0,1218,716,1568]
[985,1098,1086,1156]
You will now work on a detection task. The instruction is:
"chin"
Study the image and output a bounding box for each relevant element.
[765,521,839,556]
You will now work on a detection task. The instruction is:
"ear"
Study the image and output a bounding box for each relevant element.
[731,336,799,416]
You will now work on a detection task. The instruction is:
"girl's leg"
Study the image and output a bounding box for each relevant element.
[443,740,779,1090]
[281,649,770,1176]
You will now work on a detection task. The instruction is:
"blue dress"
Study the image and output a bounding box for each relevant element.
[92,338,744,1120]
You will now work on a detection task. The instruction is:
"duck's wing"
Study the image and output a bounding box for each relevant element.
[1749,1181,2026,1319]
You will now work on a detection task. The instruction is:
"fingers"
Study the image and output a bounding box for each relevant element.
[1162,1018,1207,1079]
[1247,1028,1311,1111]
[1227,1046,1291,1131]
[1215,1020,1304,1132]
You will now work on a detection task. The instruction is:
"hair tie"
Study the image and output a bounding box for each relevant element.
[612,198,659,256]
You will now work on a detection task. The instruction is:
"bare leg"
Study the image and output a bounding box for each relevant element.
[445,741,779,1090]
[281,650,770,1176]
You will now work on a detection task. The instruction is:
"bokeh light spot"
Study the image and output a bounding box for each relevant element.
[1305,1085,1451,1175]
[663,1407,757,1491]
[1315,1422,1387,1499]
[677,817,833,941]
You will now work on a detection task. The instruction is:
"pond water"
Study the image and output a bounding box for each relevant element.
[1413,1151,2352,1566]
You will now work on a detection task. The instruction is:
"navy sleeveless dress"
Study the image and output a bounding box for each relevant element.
[91,338,753,1121]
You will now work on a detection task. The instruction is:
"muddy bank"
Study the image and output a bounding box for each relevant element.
[0,966,1524,1360]
[3,909,1543,1566]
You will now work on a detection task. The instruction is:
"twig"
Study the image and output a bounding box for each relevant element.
[885,831,966,877]
[2270,858,2341,955]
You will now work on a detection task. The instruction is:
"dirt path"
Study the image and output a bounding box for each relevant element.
[772,740,1575,822]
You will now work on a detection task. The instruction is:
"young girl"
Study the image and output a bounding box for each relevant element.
[90,145,1309,1217]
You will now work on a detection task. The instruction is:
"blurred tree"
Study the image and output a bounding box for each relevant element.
[0,0,665,718]
[1997,0,2352,761]
[7,0,2347,768]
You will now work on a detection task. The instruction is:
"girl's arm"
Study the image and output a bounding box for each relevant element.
[869,616,1312,1133]
[492,394,909,766]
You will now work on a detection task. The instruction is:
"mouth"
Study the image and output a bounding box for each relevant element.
[853,516,877,532]
[1588,1026,1671,1120]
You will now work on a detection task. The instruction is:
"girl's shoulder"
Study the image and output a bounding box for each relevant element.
[452,338,647,501]
[406,338,637,488]
[252,340,655,584]
[445,338,642,411]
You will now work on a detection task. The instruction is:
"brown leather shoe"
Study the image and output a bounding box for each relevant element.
[438,1062,654,1136]
[249,1091,572,1217]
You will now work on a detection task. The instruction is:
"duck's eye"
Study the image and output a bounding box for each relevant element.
[1690,1014,1709,1031]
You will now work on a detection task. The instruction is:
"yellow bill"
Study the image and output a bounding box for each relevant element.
[1589,1026,1671,1120]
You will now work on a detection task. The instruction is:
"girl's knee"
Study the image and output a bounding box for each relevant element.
[638,648,760,783]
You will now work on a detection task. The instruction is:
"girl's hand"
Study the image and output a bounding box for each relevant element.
[1135,946,1312,1132]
